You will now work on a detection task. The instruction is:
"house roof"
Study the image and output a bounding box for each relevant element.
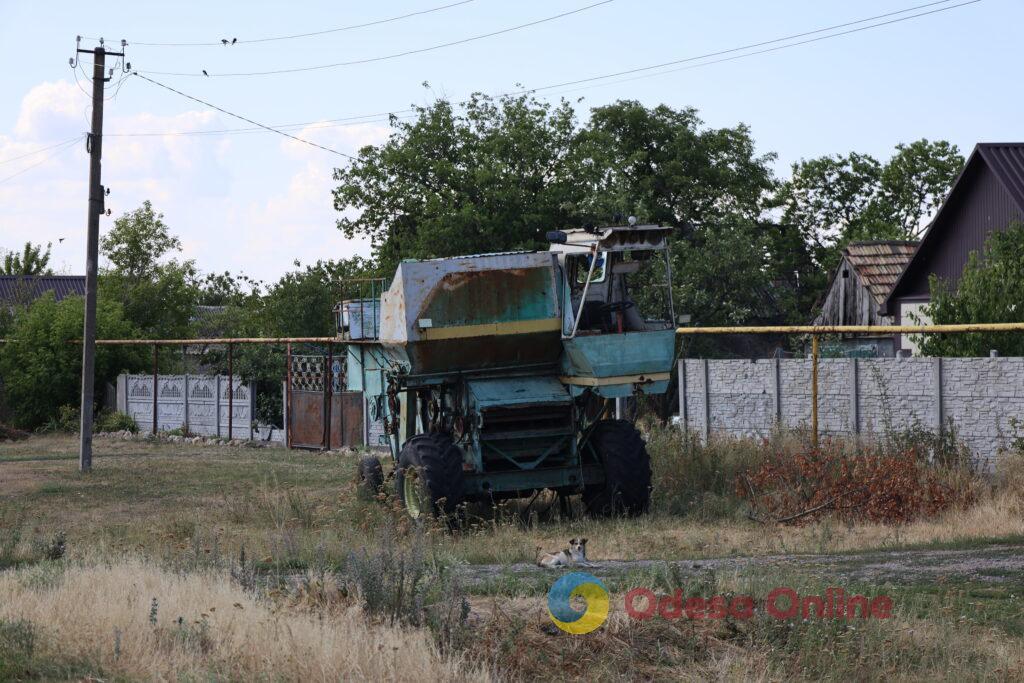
[842,241,919,305]
[881,143,1024,314]
[0,275,85,304]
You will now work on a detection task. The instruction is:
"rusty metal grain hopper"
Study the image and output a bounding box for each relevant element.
[378,252,563,376]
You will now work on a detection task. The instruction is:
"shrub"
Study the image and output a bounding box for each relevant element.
[738,440,977,525]
[645,425,774,519]
[94,410,137,434]
[41,405,80,433]
[0,293,143,429]
[0,424,29,442]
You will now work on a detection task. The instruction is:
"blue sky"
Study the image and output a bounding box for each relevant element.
[0,0,1019,282]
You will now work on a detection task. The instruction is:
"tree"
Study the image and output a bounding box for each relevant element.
[918,223,1024,357]
[333,93,596,271]
[778,140,963,273]
[580,101,777,228]
[99,201,199,338]
[1,241,53,275]
[262,257,375,337]
[0,293,142,428]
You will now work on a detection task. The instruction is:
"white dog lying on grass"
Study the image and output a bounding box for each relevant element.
[536,538,594,568]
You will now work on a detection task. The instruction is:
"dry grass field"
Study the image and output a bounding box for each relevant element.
[2,430,1024,680]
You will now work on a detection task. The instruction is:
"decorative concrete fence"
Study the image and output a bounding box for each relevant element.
[116,374,255,439]
[679,357,1024,469]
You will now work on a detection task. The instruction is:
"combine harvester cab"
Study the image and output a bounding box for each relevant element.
[346,224,676,520]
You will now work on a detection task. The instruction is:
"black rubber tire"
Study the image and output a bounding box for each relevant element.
[582,420,652,517]
[396,432,465,518]
[357,456,384,499]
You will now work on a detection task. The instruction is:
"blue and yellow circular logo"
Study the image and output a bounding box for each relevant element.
[547,572,609,634]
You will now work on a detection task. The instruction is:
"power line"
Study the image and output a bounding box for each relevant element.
[516,0,981,96]
[120,0,477,47]
[0,136,82,165]
[131,73,357,158]
[110,0,979,141]
[0,137,81,185]
[138,0,616,77]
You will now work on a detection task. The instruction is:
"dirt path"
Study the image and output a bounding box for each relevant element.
[457,543,1024,587]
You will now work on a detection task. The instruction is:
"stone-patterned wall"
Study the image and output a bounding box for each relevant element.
[680,357,1024,469]
[117,374,255,440]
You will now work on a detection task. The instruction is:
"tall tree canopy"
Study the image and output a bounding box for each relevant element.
[1,241,53,276]
[99,201,199,338]
[778,139,963,272]
[333,94,590,272]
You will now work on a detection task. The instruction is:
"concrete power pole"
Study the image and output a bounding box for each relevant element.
[77,42,122,472]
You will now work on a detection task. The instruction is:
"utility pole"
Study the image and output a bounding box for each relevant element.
[77,41,123,472]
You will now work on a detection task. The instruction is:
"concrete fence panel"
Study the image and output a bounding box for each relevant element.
[679,357,1024,469]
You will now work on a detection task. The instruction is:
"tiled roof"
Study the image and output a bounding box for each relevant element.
[0,275,85,304]
[843,241,918,304]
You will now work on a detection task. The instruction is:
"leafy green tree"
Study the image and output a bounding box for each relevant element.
[1,241,53,275]
[918,223,1024,357]
[778,139,963,273]
[99,201,199,338]
[333,93,596,271]
[580,101,777,227]
[0,294,142,428]
[263,257,375,337]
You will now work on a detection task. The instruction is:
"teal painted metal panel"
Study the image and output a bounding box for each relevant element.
[468,376,571,409]
[561,329,676,378]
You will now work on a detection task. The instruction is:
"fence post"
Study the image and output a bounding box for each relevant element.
[325,342,333,451]
[151,344,158,435]
[701,358,710,443]
[183,371,190,435]
[678,359,687,435]
[772,356,782,427]
[849,358,859,437]
[285,343,292,449]
[933,356,943,435]
[227,343,234,441]
[215,375,221,438]
[811,335,819,447]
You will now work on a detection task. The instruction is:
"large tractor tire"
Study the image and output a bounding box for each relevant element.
[396,433,465,520]
[357,456,384,500]
[582,420,652,517]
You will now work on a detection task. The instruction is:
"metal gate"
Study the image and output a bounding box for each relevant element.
[287,353,363,450]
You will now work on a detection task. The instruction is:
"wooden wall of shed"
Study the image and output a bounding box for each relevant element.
[814,257,893,327]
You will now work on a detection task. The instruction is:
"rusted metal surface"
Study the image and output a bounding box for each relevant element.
[330,391,364,448]
[378,252,561,375]
[291,392,326,449]
[285,343,292,448]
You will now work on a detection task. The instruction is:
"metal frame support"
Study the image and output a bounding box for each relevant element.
[151,344,158,435]
[285,343,292,448]
[811,335,819,447]
[325,342,333,451]
[227,342,234,440]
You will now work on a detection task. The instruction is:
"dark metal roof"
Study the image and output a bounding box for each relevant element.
[881,143,1024,314]
[843,241,919,305]
[0,276,86,304]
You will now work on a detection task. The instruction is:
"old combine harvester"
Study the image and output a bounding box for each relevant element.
[340,222,676,519]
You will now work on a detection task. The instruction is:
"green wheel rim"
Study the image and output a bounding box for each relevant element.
[403,468,424,519]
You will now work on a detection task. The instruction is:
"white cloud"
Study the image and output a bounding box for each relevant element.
[1,79,392,284]
[14,80,86,141]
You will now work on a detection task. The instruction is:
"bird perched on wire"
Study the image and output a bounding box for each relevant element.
[231,38,237,45]
[221,39,228,45]
[202,70,209,76]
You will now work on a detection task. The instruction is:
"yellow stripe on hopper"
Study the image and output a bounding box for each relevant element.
[419,317,562,341]
[559,372,671,387]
